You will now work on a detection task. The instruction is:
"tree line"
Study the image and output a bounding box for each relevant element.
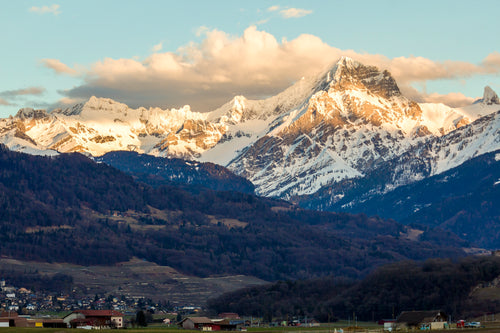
[208,256,500,321]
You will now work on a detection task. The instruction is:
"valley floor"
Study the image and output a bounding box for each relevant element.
[2,323,500,333]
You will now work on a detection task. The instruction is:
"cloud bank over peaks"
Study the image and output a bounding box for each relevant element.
[44,26,500,112]
[0,87,45,98]
[0,87,46,106]
[0,86,46,107]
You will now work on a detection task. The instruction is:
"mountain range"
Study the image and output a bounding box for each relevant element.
[1,56,499,248]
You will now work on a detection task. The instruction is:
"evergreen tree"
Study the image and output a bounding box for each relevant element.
[136,310,147,327]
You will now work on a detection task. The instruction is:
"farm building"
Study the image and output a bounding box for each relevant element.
[179,317,215,330]
[0,312,65,328]
[179,317,239,331]
[396,310,448,330]
[63,309,124,329]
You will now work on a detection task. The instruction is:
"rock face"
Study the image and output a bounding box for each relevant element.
[0,57,499,207]
[482,86,500,105]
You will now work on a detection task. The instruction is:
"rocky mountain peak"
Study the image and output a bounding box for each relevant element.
[482,86,500,105]
[326,57,401,99]
[15,108,50,120]
[282,57,421,133]
[54,102,85,116]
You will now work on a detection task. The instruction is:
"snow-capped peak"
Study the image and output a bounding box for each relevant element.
[83,96,129,113]
[337,56,359,69]
[319,56,402,100]
[207,95,248,124]
[325,56,360,83]
[54,96,132,117]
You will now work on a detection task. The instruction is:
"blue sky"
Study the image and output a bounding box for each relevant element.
[0,1,499,117]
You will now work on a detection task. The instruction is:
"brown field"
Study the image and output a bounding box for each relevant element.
[208,215,248,229]
[24,225,74,233]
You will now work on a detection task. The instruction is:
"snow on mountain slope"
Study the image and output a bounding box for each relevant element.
[429,110,500,175]
[295,111,500,214]
[225,57,476,198]
[0,57,498,203]
[199,73,327,165]
[418,103,470,135]
[377,109,500,192]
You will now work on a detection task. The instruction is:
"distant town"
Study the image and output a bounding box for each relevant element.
[0,277,199,324]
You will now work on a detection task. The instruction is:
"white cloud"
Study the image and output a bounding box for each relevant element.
[266,5,313,19]
[255,18,270,25]
[29,4,61,16]
[50,26,500,111]
[41,59,78,75]
[483,51,500,69]
[152,42,163,53]
[267,5,280,12]
[279,8,313,18]
[0,98,11,106]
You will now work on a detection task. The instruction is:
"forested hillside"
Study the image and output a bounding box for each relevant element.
[96,151,255,194]
[0,145,467,281]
